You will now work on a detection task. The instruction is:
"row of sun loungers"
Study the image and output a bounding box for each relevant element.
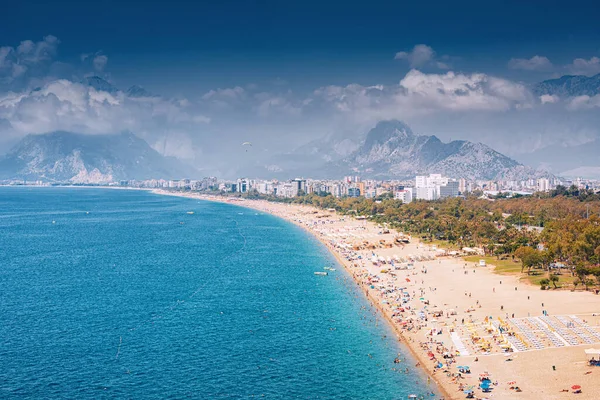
[570,316,600,342]
[511,319,545,350]
[555,316,596,344]
[525,317,566,347]
[539,316,580,346]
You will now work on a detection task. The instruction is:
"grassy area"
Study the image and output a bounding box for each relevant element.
[463,255,579,288]
[464,255,522,274]
[427,239,454,250]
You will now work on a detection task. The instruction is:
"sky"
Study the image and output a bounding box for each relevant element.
[1,0,600,176]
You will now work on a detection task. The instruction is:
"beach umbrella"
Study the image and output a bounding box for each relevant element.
[571,385,581,390]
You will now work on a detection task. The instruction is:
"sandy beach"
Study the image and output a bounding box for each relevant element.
[155,190,600,400]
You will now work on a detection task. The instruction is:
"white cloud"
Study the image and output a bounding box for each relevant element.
[93,55,108,72]
[0,35,60,84]
[312,70,532,124]
[566,56,600,76]
[394,44,452,70]
[255,93,301,118]
[202,86,245,101]
[508,55,553,71]
[566,94,600,110]
[394,44,435,67]
[540,94,559,104]
[0,78,209,151]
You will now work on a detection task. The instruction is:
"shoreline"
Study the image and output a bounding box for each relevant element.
[151,190,450,399]
[6,185,599,398]
[152,190,600,400]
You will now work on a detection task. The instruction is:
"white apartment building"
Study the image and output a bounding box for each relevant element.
[537,178,550,192]
[394,187,413,203]
[416,186,438,201]
[415,174,449,200]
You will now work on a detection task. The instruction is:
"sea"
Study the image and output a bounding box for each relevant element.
[0,187,438,399]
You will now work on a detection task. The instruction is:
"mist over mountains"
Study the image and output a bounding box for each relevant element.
[1,72,599,181]
[250,120,551,181]
[0,131,197,183]
[0,120,549,183]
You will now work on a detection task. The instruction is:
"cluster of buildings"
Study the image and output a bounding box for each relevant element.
[7,174,598,204]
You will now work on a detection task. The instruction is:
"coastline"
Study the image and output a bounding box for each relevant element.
[152,190,600,400]
[150,190,449,398]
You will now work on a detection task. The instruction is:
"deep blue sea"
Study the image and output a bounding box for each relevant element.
[0,187,437,399]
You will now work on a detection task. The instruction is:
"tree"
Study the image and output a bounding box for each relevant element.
[549,274,559,289]
[514,246,541,275]
[575,266,592,290]
[539,278,550,289]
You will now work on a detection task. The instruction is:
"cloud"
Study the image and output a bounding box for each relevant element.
[202,86,245,101]
[93,55,108,72]
[540,94,559,104]
[566,94,600,110]
[312,70,532,124]
[255,94,302,118]
[566,56,600,76]
[508,55,553,71]
[0,35,60,85]
[394,44,451,70]
[0,79,210,159]
[394,44,434,67]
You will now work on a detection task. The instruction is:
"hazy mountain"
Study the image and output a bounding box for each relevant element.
[82,76,119,94]
[247,120,550,180]
[0,131,197,183]
[126,85,156,98]
[335,120,551,180]
[533,74,600,97]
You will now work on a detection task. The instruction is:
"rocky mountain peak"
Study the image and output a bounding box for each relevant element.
[363,120,415,149]
[82,76,119,93]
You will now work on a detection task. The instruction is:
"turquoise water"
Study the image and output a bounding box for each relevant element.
[0,187,437,399]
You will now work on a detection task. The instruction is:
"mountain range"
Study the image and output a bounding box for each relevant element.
[0,131,197,183]
[341,121,532,180]
[332,121,548,180]
[0,121,545,182]
[533,73,600,97]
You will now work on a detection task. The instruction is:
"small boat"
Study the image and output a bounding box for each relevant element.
[314,271,328,276]
[187,211,194,215]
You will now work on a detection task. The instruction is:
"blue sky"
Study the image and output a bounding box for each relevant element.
[4,0,600,94]
[1,0,600,177]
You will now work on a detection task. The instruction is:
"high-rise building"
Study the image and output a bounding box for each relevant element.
[458,178,467,194]
[415,174,456,200]
[537,178,550,192]
[439,181,459,198]
[348,187,361,197]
